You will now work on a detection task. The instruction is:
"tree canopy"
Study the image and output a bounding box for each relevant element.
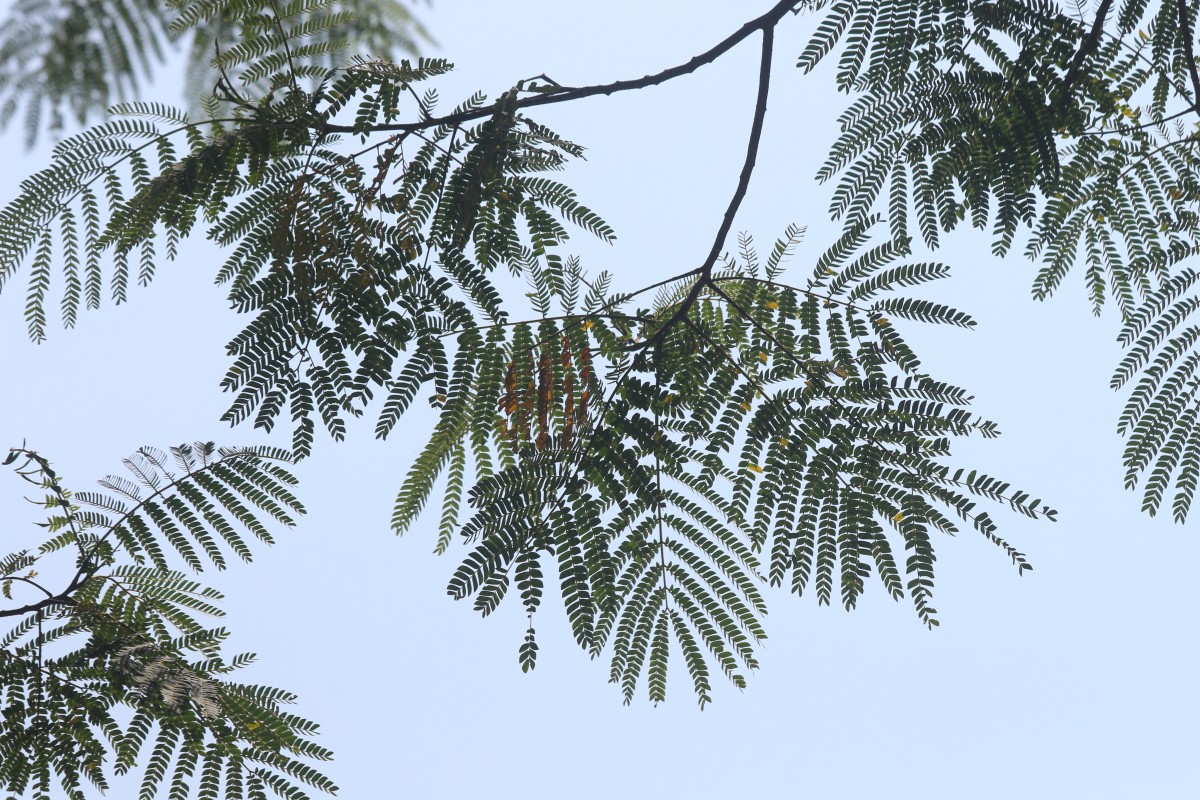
[1,0,1198,797]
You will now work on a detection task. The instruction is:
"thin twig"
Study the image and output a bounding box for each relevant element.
[266,0,300,93]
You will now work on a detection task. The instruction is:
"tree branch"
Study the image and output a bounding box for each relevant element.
[321,0,798,135]
[1061,0,1113,95]
[0,582,81,618]
[698,23,775,282]
[629,19,777,352]
[1177,0,1200,107]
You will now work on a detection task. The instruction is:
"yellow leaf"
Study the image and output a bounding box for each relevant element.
[1139,29,1148,40]
[834,368,848,378]
[247,722,260,731]
[582,319,593,330]
[758,352,768,363]
[747,464,763,474]
[893,512,905,523]
[876,317,890,327]
[779,437,789,446]
[825,268,837,275]
[765,301,779,310]
[740,402,751,412]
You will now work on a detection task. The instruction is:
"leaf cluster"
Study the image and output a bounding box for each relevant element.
[0,0,428,145]
[396,222,1053,705]
[803,0,1200,521]
[0,443,332,800]
[0,56,610,465]
[0,0,1071,719]
[0,0,1083,739]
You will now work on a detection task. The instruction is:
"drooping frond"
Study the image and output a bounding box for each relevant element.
[1114,264,1200,521]
[808,0,1200,311]
[398,221,1054,706]
[803,0,1200,525]
[1,443,330,799]
[0,65,613,458]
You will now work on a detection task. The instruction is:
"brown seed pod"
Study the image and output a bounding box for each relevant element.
[516,356,536,445]
[560,335,572,369]
[536,348,552,451]
[562,371,575,450]
[500,361,517,415]
[577,344,591,431]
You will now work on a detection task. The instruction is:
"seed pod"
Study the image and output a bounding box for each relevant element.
[562,373,575,450]
[516,355,536,445]
[560,335,572,369]
[536,347,552,451]
[577,344,591,430]
[561,335,575,449]
[500,361,517,415]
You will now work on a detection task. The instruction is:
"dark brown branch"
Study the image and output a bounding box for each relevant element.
[629,18,777,352]
[699,23,775,282]
[1061,0,1113,94]
[0,448,93,618]
[1177,0,1200,107]
[321,0,797,136]
[2,575,54,598]
[0,579,83,618]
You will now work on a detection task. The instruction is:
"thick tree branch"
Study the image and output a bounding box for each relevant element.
[1177,0,1200,107]
[629,20,776,352]
[1061,0,1113,94]
[321,0,798,135]
[698,23,775,282]
[0,579,82,618]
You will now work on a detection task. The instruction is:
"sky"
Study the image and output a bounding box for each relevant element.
[1,1,1198,798]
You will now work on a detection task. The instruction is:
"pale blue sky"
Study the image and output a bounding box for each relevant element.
[1,2,1197,798]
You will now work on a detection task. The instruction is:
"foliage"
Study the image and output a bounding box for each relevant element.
[0,0,429,145]
[805,0,1200,517]
[6,0,1200,794]
[0,443,331,800]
